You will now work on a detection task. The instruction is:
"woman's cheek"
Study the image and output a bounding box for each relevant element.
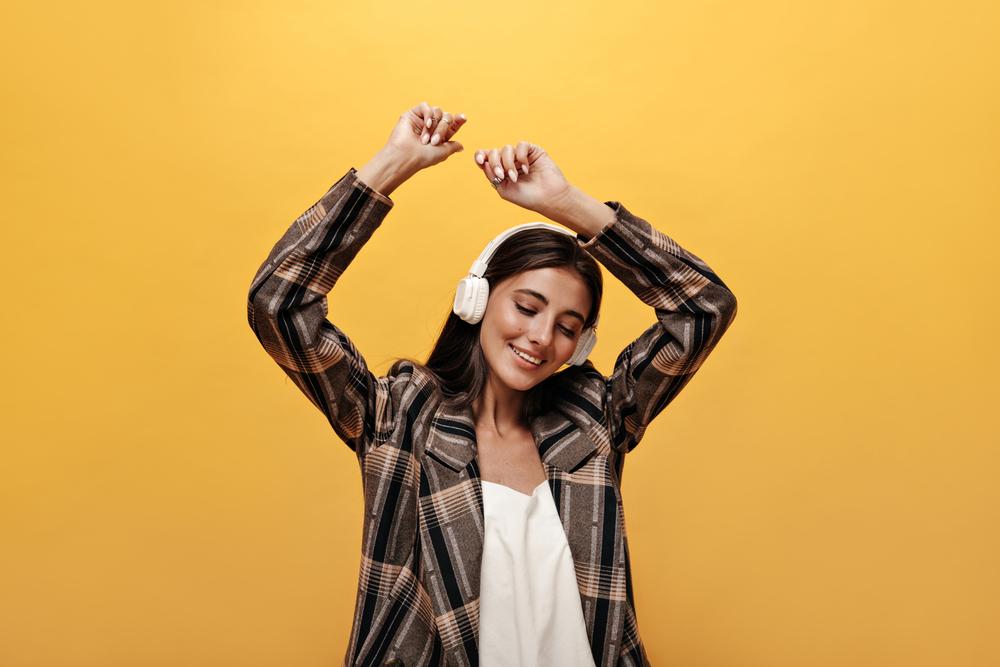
[505,311,527,335]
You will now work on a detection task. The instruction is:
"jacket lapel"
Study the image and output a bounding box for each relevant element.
[529,407,606,473]
[423,400,478,472]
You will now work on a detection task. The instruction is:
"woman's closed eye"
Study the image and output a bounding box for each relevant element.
[514,303,577,337]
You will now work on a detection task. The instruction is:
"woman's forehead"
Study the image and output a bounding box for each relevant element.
[500,268,591,309]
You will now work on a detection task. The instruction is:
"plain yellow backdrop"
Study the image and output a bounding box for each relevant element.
[2,0,997,665]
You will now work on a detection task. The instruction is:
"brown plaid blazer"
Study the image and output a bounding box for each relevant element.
[247,167,738,667]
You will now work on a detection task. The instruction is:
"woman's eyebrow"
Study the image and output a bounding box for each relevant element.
[512,288,586,323]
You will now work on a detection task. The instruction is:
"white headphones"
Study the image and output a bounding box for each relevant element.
[452,222,598,367]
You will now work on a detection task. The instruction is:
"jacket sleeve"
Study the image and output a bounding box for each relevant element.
[246,167,396,457]
[575,200,738,454]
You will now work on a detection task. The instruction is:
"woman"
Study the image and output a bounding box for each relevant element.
[247,102,738,667]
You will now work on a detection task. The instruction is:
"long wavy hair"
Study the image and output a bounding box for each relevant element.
[389,227,604,422]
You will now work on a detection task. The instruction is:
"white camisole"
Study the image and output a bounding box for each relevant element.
[478,478,597,667]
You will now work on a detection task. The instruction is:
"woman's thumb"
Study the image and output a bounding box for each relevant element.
[444,141,464,155]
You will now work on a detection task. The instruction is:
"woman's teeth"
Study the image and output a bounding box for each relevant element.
[510,344,543,366]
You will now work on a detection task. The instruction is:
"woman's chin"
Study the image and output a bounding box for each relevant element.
[488,363,541,392]
[505,363,551,389]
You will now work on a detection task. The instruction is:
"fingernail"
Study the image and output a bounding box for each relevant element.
[494,166,504,179]
[521,164,528,175]
[422,132,429,144]
[431,134,440,145]
[426,117,432,127]
[459,113,466,120]
[509,168,517,182]
[476,153,484,164]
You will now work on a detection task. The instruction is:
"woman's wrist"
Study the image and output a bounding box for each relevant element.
[537,186,617,240]
[355,146,420,197]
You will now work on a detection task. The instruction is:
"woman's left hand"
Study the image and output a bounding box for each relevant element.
[474,142,574,215]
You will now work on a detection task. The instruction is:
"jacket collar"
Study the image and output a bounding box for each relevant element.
[423,393,605,474]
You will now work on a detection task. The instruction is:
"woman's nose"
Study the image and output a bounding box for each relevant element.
[528,322,553,347]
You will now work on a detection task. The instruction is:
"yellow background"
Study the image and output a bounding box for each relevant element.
[2,0,997,665]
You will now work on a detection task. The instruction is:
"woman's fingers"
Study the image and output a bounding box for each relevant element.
[478,152,498,185]
[431,111,467,145]
[421,106,443,144]
[442,113,467,142]
[420,107,440,143]
[474,141,541,190]
[414,106,466,146]
[474,149,501,186]
[430,113,452,145]
[475,144,529,184]
[484,152,499,181]
[416,102,434,135]
[501,144,518,182]
[515,141,531,175]
[488,147,504,181]
[475,142,554,192]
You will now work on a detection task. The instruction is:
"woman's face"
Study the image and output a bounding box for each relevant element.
[479,267,593,392]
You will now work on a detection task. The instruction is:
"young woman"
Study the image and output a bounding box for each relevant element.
[247,102,738,667]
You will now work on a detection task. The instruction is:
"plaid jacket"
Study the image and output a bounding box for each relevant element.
[247,167,738,667]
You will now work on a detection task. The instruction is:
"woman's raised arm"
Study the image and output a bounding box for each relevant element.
[247,102,467,458]
[556,190,738,454]
[474,141,738,454]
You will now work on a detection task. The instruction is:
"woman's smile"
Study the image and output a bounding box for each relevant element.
[509,343,545,369]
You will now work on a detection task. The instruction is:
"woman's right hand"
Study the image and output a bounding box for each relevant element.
[382,101,467,172]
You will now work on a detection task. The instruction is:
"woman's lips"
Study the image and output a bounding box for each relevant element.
[509,343,544,370]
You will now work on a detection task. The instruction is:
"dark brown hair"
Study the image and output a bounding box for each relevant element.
[390,227,603,422]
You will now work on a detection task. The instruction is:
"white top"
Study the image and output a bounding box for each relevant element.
[478,479,597,667]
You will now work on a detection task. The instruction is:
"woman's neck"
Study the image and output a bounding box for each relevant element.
[472,377,528,437]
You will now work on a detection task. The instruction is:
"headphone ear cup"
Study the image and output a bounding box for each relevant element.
[566,326,598,366]
[453,276,490,324]
[470,279,490,324]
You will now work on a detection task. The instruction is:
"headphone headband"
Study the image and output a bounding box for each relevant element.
[466,222,570,278]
